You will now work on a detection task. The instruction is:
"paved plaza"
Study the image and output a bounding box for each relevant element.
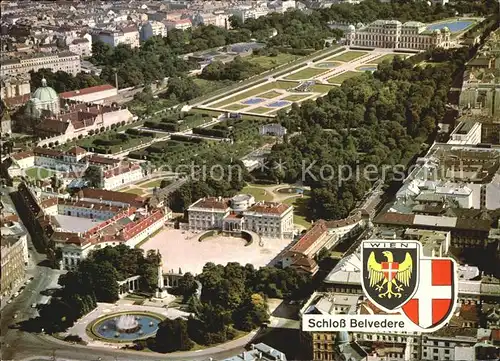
[141,229,293,275]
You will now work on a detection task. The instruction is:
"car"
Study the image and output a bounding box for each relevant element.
[29,277,34,281]
[31,303,37,308]
[7,299,12,304]
[19,286,25,291]
[13,292,19,298]
[13,313,18,319]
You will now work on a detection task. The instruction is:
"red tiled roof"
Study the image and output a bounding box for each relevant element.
[459,303,479,322]
[86,155,121,166]
[40,198,58,209]
[374,212,415,226]
[122,209,164,240]
[66,146,87,155]
[291,220,328,253]
[492,329,500,342]
[3,93,31,108]
[59,84,116,99]
[190,197,230,210]
[80,188,145,207]
[11,151,34,160]
[34,147,63,157]
[247,201,291,215]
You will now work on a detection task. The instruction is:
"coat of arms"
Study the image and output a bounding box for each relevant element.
[361,240,420,312]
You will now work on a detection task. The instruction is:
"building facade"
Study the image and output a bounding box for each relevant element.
[0,74,31,99]
[187,195,294,239]
[350,20,451,50]
[1,234,28,296]
[94,26,140,48]
[140,21,167,41]
[0,51,81,77]
[68,38,92,58]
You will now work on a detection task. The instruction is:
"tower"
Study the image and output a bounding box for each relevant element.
[154,249,170,299]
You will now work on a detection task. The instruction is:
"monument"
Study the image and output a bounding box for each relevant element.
[155,250,170,299]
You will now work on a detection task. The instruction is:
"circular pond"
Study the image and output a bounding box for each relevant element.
[276,187,306,194]
[90,312,163,342]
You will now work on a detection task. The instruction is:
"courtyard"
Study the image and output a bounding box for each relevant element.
[140,229,294,275]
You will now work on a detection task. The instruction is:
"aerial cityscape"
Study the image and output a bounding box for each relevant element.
[0,0,499,360]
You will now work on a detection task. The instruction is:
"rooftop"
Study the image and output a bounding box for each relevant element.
[59,84,116,99]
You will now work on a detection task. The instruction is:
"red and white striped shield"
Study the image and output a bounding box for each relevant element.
[401,258,457,331]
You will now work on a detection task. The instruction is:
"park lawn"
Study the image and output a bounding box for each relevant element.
[250,107,274,114]
[259,90,283,99]
[311,83,337,93]
[372,54,399,64]
[328,51,368,62]
[242,186,274,202]
[284,67,328,81]
[247,53,300,70]
[327,71,361,84]
[140,179,163,188]
[283,195,312,228]
[209,81,299,108]
[25,167,56,179]
[283,94,308,102]
[225,103,248,111]
[189,108,224,118]
[123,187,145,196]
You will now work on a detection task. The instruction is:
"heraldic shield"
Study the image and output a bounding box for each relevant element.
[361,240,420,312]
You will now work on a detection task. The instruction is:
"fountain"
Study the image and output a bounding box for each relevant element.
[115,314,141,334]
[92,312,163,342]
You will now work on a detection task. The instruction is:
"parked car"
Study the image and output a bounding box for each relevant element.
[31,303,37,308]
[13,292,19,298]
[13,313,18,319]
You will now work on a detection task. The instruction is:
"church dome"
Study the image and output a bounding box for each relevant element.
[441,26,450,33]
[32,78,58,103]
[347,24,356,33]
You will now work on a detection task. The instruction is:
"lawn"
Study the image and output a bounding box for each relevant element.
[259,90,283,99]
[327,71,361,84]
[139,179,163,188]
[242,186,274,202]
[247,53,300,70]
[250,107,274,114]
[282,94,309,102]
[24,167,56,180]
[225,103,248,111]
[372,54,399,64]
[283,196,312,229]
[328,51,368,62]
[209,81,299,108]
[311,83,337,93]
[284,67,328,81]
[123,187,145,196]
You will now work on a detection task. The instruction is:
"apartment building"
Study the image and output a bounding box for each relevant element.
[68,38,92,57]
[140,20,167,41]
[350,20,450,50]
[94,26,140,48]
[0,74,30,99]
[187,194,294,239]
[0,51,81,77]
[448,121,482,145]
[1,233,28,296]
[164,19,192,31]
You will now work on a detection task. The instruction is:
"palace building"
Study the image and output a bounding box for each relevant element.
[187,194,294,239]
[348,20,451,50]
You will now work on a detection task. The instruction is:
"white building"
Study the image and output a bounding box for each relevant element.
[59,84,118,104]
[68,38,92,58]
[0,74,31,99]
[140,21,167,41]
[164,19,192,31]
[448,122,482,145]
[0,51,81,77]
[102,163,143,190]
[350,20,451,51]
[230,6,270,22]
[187,194,294,239]
[94,26,140,48]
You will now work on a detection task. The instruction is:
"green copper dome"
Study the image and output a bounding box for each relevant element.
[32,78,58,103]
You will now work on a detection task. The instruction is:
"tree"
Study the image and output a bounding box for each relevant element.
[176,272,198,302]
[155,318,194,353]
[83,165,102,188]
[50,174,63,191]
